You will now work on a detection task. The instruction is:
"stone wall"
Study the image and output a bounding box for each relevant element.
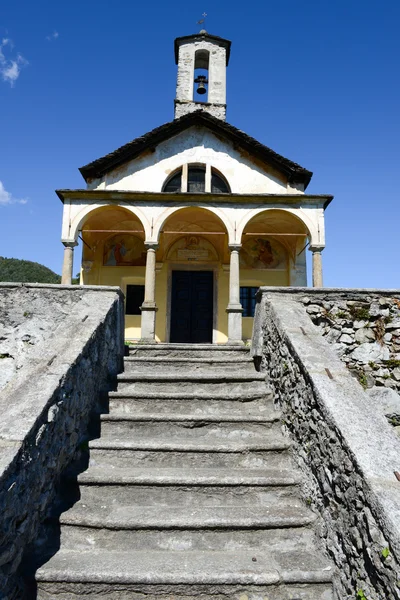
[0,284,125,599]
[252,289,400,600]
[299,291,400,433]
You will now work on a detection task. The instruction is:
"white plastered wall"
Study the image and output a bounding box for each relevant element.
[87,128,295,196]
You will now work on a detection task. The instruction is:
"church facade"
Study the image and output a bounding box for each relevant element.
[58,31,332,344]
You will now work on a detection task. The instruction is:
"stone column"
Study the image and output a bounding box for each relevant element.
[61,242,78,285]
[140,243,159,342]
[226,244,243,344]
[310,245,324,287]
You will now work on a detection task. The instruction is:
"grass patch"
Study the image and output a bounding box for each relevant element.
[336,310,348,319]
[383,359,400,368]
[349,306,370,321]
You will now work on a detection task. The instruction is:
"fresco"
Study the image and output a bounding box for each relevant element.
[103,234,146,266]
[240,237,286,269]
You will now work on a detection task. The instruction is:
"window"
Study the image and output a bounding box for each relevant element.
[126,285,145,315]
[162,165,230,194]
[240,286,258,317]
[211,171,229,194]
[188,167,205,192]
[163,171,182,193]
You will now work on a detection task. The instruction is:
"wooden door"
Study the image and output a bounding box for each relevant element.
[170,271,213,343]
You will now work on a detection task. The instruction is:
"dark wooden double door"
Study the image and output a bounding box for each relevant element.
[170,271,213,343]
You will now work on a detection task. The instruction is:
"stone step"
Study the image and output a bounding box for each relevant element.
[38,581,334,600]
[32,339,334,599]
[71,483,300,510]
[60,502,316,530]
[123,355,255,374]
[57,523,317,553]
[98,417,279,441]
[128,343,250,360]
[36,548,333,591]
[116,372,266,395]
[107,395,274,417]
[77,466,299,487]
[101,412,279,423]
[89,428,290,452]
[118,372,265,383]
[55,523,322,559]
[88,446,290,469]
[108,389,272,406]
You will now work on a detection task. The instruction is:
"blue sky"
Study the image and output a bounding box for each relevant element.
[1,0,399,287]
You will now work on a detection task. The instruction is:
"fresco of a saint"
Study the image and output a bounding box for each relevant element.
[103,234,146,266]
[240,237,284,269]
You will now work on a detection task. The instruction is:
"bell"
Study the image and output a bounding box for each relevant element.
[195,75,208,95]
[197,81,207,95]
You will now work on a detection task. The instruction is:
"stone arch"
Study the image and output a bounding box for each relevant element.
[238,208,315,268]
[237,207,318,247]
[153,205,234,244]
[156,206,231,265]
[69,203,149,241]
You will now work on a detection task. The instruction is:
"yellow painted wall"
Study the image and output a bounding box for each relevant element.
[83,261,289,342]
[240,269,289,341]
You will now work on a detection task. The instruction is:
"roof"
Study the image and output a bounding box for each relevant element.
[174,32,231,65]
[79,112,313,189]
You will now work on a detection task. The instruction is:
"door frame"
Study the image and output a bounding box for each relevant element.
[166,263,219,343]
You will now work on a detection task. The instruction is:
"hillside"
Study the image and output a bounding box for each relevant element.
[0,257,61,284]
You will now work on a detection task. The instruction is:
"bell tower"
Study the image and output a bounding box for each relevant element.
[174,31,231,121]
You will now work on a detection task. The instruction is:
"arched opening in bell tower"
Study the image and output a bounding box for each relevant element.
[193,49,210,103]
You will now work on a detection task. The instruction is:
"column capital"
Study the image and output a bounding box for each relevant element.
[228,243,242,252]
[309,245,324,253]
[62,240,78,248]
[144,242,159,251]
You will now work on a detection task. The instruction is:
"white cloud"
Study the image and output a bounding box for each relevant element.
[0,39,27,86]
[0,181,27,206]
[46,31,59,41]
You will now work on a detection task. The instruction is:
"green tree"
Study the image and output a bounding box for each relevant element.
[0,257,61,284]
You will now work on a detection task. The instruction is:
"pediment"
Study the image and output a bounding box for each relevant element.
[80,112,312,193]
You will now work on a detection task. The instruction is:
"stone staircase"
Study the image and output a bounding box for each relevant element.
[35,344,333,600]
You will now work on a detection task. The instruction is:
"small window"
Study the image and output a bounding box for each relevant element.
[240,286,258,317]
[126,285,145,315]
[188,167,205,193]
[211,170,230,194]
[163,171,182,193]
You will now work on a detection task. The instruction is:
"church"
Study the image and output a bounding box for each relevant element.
[57,30,332,344]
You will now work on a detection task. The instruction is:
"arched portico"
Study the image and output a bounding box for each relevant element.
[239,208,324,289]
[60,204,148,286]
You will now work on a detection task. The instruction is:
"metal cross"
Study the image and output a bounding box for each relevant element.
[197,12,207,26]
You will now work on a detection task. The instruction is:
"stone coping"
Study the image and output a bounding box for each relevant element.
[257,286,400,295]
[0,282,124,294]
